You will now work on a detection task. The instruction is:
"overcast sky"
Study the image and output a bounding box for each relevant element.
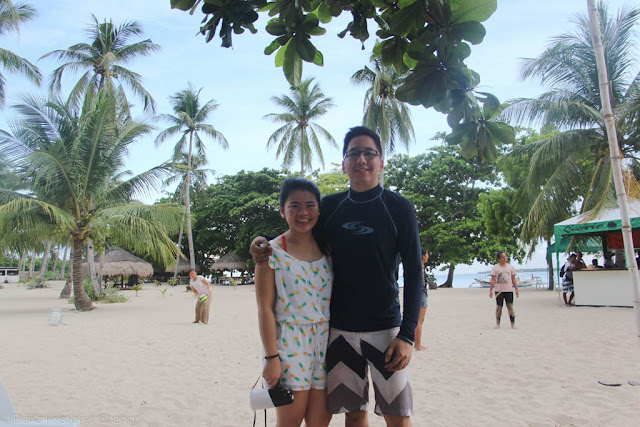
[1,0,634,272]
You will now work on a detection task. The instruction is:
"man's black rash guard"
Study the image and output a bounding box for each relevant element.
[316,185,423,344]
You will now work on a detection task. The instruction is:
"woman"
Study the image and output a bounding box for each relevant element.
[254,178,332,427]
[189,269,211,324]
[414,249,429,350]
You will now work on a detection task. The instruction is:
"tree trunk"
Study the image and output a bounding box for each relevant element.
[378,97,387,188]
[60,245,73,299]
[51,245,59,278]
[301,131,305,176]
[72,238,93,311]
[98,251,105,285]
[587,0,640,337]
[547,239,555,291]
[186,131,196,270]
[59,244,69,280]
[439,264,455,288]
[174,207,186,279]
[87,238,101,297]
[37,240,52,287]
[28,251,36,278]
[18,251,26,275]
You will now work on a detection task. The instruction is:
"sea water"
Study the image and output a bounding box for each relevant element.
[398,270,549,289]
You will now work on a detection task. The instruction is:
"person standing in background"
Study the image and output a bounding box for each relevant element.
[414,249,429,351]
[189,269,211,324]
[489,251,519,329]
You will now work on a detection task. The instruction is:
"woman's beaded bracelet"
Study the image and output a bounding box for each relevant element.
[264,354,279,360]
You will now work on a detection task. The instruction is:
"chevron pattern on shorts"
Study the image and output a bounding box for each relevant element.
[326,335,367,379]
[372,381,413,416]
[360,339,395,380]
[326,383,368,414]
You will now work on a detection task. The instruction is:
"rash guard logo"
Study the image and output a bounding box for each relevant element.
[342,221,373,235]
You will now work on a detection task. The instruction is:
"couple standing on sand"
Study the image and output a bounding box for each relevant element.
[252,126,423,427]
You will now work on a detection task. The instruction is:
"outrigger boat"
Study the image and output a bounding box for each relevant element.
[471,274,544,288]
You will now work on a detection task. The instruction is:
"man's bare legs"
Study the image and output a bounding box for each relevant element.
[345,411,368,427]
[383,415,411,427]
[344,412,411,427]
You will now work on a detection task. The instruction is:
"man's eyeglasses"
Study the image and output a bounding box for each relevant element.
[344,149,380,160]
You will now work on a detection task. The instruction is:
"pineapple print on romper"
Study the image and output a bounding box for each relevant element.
[269,240,333,391]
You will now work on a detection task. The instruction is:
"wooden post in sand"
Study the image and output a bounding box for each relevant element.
[586,0,640,338]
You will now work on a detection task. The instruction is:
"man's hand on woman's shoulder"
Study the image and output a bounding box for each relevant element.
[250,236,272,264]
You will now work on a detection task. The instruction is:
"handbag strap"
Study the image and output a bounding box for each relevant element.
[252,377,267,427]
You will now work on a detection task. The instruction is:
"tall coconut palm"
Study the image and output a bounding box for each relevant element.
[350,53,415,157]
[163,152,212,278]
[155,84,229,270]
[0,0,41,108]
[163,152,213,202]
[500,1,640,246]
[41,14,159,113]
[351,53,415,186]
[264,78,336,175]
[0,92,181,310]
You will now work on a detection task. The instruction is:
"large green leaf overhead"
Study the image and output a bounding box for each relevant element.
[170,1,507,162]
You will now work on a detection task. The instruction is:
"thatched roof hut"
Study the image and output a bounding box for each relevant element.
[83,247,153,277]
[210,253,248,272]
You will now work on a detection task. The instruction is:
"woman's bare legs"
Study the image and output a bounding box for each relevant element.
[276,390,308,427]
[304,389,331,427]
[414,307,427,350]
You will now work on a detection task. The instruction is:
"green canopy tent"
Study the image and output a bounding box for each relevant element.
[550,199,640,306]
[553,199,640,263]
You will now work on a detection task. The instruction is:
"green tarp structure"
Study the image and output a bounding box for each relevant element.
[550,199,640,281]
[546,235,602,260]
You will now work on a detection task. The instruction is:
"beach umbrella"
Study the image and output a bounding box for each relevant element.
[210,253,247,272]
[82,247,153,277]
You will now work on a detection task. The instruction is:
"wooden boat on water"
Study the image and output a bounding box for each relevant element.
[471,274,544,288]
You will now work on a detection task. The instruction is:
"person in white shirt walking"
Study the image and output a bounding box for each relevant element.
[489,251,519,329]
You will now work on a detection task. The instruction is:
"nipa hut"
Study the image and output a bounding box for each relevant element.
[83,247,153,286]
[210,253,249,284]
[210,253,247,272]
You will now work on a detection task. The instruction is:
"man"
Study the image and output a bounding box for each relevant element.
[251,126,422,426]
[562,253,577,306]
[488,251,519,329]
[575,251,587,269]
[604,252,614,269]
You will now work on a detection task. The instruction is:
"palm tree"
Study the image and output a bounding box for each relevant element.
[155,84,229,270]
[163,153,213,202]
[0,0,41,107]
[163,152,213,278]
[264,78,336,175]
[0,92,181,310]
[350,53,415,158]
[40,14,159,112]
[500,2,640,246]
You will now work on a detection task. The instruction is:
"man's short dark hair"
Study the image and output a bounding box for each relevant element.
[343,126,383,156]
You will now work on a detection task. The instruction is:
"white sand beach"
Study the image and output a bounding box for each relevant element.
[1,281,639,426]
